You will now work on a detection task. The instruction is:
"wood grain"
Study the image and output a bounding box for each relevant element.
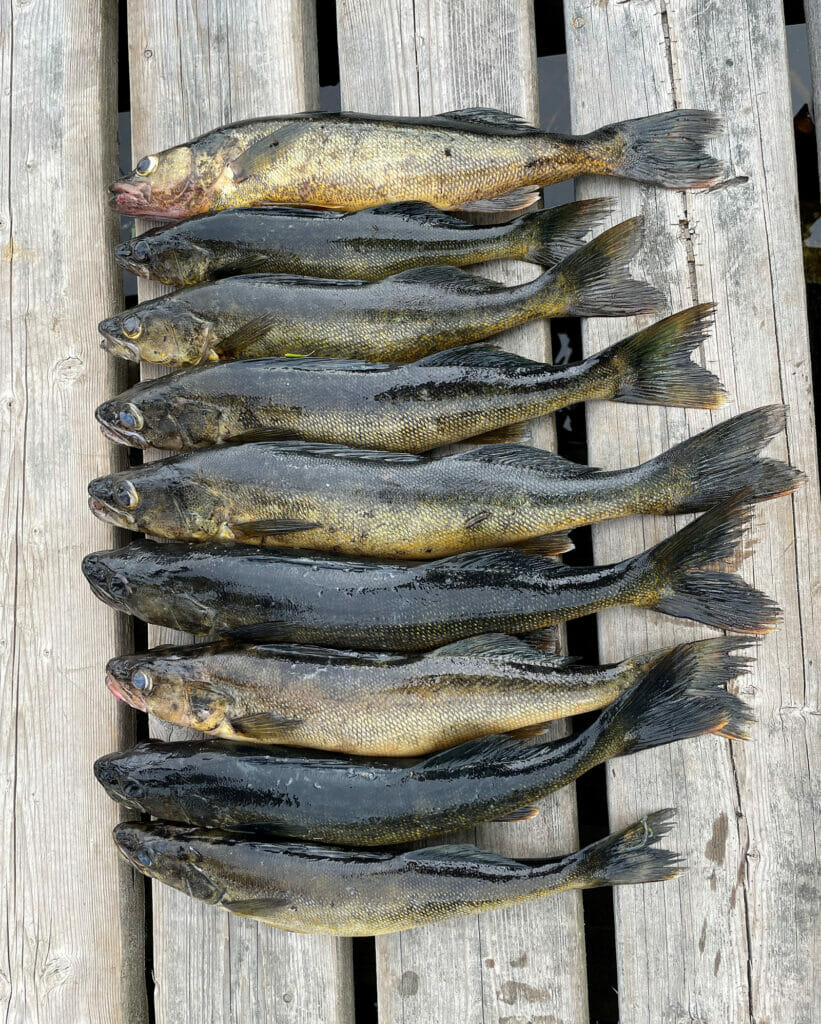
[0,1,146,1021]
[125,5,353,1022]
[807,0,821,181]
[564,1,821,1021]
[337,3,589,1022]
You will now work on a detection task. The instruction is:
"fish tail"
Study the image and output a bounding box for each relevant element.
[561,809,684,889]
[545,218,663,318]
[585,109,727,188]
[641,405,805,514]
[511,198,614,267]
[589,636,754,765]
[594,303,726,408]
[628,491,781,633]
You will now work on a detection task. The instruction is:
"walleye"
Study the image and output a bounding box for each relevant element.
[113,199,611,287]
[106,635,739,755]
[81,493,780,650]
[113,810,682,936]
[94,642,752,845]
[108,107,725,219]
[95,305,725,453]
[87,407,802,559]
[97,218,662,367]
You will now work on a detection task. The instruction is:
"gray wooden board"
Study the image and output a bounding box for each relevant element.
[0,1,146,1022]
[807,0,821,180]
[336,3,590,1022]
[564,1,821,1021]
[125,5,354,1022]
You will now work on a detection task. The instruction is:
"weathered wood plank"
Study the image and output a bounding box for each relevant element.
[337,3,589,1022]
[807,0,821,180]
[0,2,146,1022]
[125,6,353,1023]
[564,1,821,1021]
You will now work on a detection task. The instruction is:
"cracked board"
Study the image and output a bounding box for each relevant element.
[0,1,146,1022]
[336,2,589,1022]
[565,1,821,1021]
[124,5,354,1022]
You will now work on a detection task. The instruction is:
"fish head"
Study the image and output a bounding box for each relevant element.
[98,297,219,367]
[96,381,222,451]
[114,229,213,288]
[81,548,138,614]
[88,461,226,542]
[95,396,150,448]
[106,647,232,732]
[113,821,226,903]
[109,143,211,219]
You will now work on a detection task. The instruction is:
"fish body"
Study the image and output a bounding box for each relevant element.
[108,107,725,219]
[97,219,660,367]
[81,495,779,650]
[94,305,725,453]
[105,634,676,755]
[113,811,682,936]
[87,408,801,558]
[95,641,751,845]
[113,199,610,286]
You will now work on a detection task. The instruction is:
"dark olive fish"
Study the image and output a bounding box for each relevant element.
[94,304,726,453]
[113,810,682,935]
[87,408,802,559]
[81,493,779,650]
[113,199,611,287]
[97,219,662,367]
[108,106,725,219]
[106,634,723,755]
[94,641,752,845]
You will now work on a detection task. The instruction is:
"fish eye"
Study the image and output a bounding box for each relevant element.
[133,240,151,262]
[115,481,139,509]
[132,669,153,693]
[121,315,142,340]
[135,155,158,176]
[108,574,132,599]
[136,849,153,867]
[123,779,145,801]
[118,404,144,431]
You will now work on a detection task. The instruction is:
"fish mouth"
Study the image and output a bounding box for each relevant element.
[114,244,152,279]
[95,407,148,448]
[88,495,136,529]
[99,327,141,363]
[109,179,153,215]
[106,671,147,712]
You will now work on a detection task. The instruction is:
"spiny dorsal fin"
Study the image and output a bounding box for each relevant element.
[427,547,567,578]
[416,344,544,372]
[389,265,510,294]
[248,642,409,665]
[431,633,555,662]
[432,107,542,136]
[253,355,393,373]
[367,202,473,228]
[237,440,425,463]
[449,444,599,476]
[403,844,527,871]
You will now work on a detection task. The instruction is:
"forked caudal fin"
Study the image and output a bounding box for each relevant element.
[542,218,664,318]
[564,809,684,889]
[585,109,728,189]
[641,405,805,513]
[594,303,726,409]
[512,197,614,267]
[630,491,781,634]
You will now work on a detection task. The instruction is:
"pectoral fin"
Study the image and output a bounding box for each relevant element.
[230,711,304,741]
[231,518,322,536]
[229,123,313,182]
[221,313,282,356]
[451,186,541,213]
[493,805,541,821]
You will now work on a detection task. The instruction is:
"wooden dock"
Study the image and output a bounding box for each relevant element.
[1,1,818,1022]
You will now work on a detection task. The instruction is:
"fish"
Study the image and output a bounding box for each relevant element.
[86,407,802,559]
[107,107,725,219]
[105,634,735,755]
[94,304,726,453]
[112,809,683,935]
[94,640,752,845]
[81,492,780,650]
[112,198,612,287]
[97,218,662,367]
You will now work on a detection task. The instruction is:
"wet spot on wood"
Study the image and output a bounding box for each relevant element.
[509,952,528,968]
[705,812,728,865]
[484,958,495,969]
[698,919,707,953]
[498,980,546,1004]
[399,970,418,996]
[713,949,722,976]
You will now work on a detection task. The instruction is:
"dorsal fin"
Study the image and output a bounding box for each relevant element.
[416,344,544,372]
[431,107,542,136]
[242,440,425,463]
[367,202,472,228]
[389,266,510,294]
[419,732,524,771]
[430,633,556,662]
[427,547,567,577]
[403,844,527,872]
[449,444,599,476]
[248,642,409,665]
